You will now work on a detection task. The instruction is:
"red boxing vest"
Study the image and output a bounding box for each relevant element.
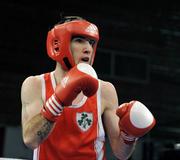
[33,72,106,160]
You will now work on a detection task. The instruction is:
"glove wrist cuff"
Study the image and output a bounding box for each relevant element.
[120,131,138,145]
[41,93,64,122]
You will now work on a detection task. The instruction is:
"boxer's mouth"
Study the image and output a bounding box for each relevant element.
[81,57,90,63]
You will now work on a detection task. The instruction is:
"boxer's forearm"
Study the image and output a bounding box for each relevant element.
[22,113,54,149]
[112,136,136,160]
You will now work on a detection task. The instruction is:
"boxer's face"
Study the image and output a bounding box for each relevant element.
[70,36,95,65]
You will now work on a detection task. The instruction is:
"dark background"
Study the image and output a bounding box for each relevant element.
[0,1,180,159]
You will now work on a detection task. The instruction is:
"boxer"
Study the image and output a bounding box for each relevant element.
[21,16,156,160]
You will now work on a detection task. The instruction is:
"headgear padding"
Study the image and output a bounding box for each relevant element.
[46,20,99,70]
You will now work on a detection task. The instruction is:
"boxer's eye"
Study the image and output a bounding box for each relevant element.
[88,39,95,46]
[75,37,84,43]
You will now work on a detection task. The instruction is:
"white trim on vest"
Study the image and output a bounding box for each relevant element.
[40,74,45,103]
[70,95,88,108]
[95,80,105,160]
[33,147,39,160]
[50,71,56,91]
[33,75,44,160]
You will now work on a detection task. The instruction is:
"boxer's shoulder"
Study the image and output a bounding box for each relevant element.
[99,79,119,112]
[21,74,43,100]
[99,79,116,94]
[22,75,42,89]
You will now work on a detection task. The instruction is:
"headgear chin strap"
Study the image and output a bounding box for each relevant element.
[46,20,99,70]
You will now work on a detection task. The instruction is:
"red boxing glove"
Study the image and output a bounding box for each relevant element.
[116,100,156,144]
[41,63,99,121]
[55,63,98,106]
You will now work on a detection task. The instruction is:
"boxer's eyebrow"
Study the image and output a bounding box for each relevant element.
[72,36,96,46]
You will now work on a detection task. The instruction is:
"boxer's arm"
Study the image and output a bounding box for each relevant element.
[21,64,98,149]
[21,76,54,149]
[101,81,135,160]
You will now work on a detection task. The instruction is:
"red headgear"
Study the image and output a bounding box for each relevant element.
[46,19,99,70]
